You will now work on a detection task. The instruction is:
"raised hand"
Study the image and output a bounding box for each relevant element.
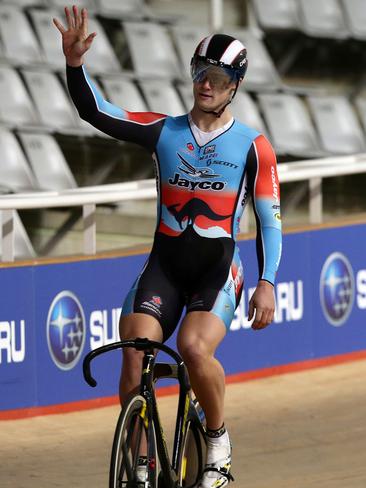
[53,5,96,67]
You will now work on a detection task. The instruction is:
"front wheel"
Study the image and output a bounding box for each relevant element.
[109,394,158,488]
[178,420,206,488]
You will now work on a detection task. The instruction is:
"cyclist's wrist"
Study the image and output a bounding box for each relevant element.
[66,56,84,67]
[257,279,274,288]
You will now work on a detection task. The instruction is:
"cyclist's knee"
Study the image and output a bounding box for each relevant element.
[177,339,211,368]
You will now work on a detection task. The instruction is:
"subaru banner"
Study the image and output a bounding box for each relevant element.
[1,222,365,414]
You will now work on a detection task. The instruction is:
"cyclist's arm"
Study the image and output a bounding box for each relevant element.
[246,134,282,286]
[66,64,166,151]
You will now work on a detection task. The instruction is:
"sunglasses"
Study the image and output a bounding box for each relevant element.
[191,61,237,89]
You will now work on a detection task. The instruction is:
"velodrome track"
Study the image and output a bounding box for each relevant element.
[2,358,366,488]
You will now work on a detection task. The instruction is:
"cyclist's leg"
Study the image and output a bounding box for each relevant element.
[119,251,185,405]
[176,311,226,430]
[177,250,243,430]
[177,312,233,488]
[177,250,243,487]
[119,312,163,405]
[118,296,182,482]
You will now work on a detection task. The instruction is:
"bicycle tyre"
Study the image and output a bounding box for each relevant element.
[178,419,206,488]
[109,394,158,488]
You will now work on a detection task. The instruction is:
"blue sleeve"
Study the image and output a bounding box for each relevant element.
[246,135,282,285]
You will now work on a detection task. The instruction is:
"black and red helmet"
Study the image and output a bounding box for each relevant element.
[191,34,248,82]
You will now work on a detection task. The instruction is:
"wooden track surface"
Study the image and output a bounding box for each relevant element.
[1,359,366,488]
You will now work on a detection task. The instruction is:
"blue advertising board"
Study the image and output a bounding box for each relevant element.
[1,222,366,414]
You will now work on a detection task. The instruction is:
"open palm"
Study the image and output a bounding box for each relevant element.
[53,6,96,64]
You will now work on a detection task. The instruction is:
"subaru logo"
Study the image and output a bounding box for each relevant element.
[319,252,355,326]
[47,291,86,370]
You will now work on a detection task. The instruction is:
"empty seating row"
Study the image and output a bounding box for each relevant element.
[0,5,285,91]
[2,60,366,156]
[0,64,111,137]
[0,128,77,193]
[1,61,366,156]
[251,0,366,40]
[0,5,121,73]
[0,0,149,19]
[257,93,366,157]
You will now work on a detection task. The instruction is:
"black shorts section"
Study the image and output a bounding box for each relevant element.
[132,250,186,341]
[122,226,236,341]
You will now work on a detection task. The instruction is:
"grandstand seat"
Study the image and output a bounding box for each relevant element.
[298,0,349,39]
[28,8,65,71]
[0,65,41,129]
[341,0,366,40]
[0,127,39,193]
[231,92,267,135]
[29,9,120,74]
[0,4,43,66]
[97,0,149,18]
[250,0,300,31]
[257,93,324,157]
[100,75,148,112]
[18,131,77,191]
[21,68,85,135]
[28,9,65,70]
[230,29,282,91]
[0,210,36,260]
[81,16,122,74]
[307,95,366,154]
[122,21,182,79]
[139,80,186,116]
[170,24,208,78]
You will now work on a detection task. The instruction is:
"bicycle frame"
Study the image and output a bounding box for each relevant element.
[83,338,205,488]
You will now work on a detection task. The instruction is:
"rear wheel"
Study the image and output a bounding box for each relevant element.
[178,420,206,487]
[110,394,158,488]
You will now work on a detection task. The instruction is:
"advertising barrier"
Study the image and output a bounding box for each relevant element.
[1,222,366,416]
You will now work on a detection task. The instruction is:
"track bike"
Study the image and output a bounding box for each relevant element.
[83,337,207,488]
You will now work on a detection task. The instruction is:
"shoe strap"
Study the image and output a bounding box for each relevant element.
[203,466,234,482]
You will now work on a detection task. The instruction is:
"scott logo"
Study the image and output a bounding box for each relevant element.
[177,153,220,178]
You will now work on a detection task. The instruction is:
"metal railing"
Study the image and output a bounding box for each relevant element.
[1,154,366,262]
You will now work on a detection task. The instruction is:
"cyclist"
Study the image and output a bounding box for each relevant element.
[54,6,282,488]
